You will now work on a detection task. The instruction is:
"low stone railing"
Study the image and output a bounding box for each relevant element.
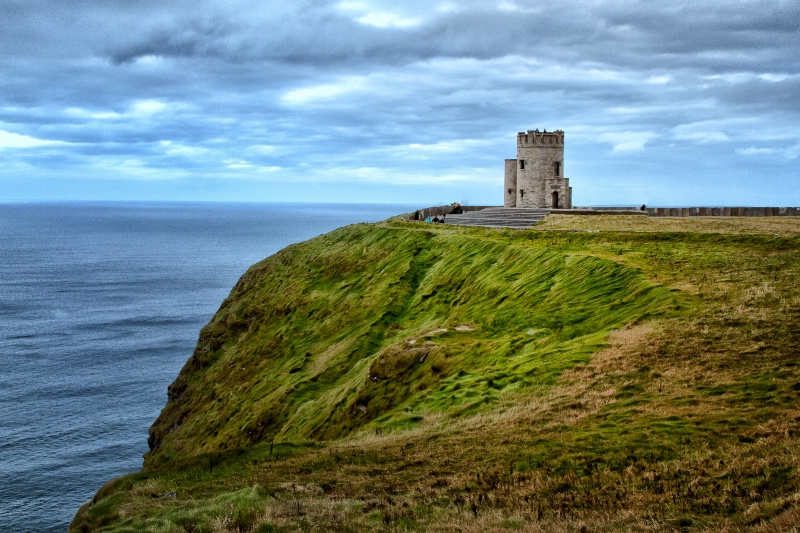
[558,206,799,217]
[405,205,493,221]
[644,207,799,217]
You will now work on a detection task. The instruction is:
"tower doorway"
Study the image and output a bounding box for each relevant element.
[552,191,559,209]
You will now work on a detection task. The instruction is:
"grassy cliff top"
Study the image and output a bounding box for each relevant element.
[72,215,800,532]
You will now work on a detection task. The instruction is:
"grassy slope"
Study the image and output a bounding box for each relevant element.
[71,215,800,532]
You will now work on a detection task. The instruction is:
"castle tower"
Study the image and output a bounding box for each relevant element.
[504,129,571,209]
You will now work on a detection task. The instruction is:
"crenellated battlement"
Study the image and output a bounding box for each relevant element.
[517,129,564,146]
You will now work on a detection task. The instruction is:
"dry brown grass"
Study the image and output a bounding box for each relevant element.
[536,214,800,235]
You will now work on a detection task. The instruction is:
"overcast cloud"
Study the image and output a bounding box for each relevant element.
[1,0,798,205]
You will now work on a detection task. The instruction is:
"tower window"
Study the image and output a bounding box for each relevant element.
[507,188,513,194]
[520,189,524,198]
[554,162,560,176]
[519,160,525,170]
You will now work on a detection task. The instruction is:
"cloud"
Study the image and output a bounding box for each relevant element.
[159,140,210,157]
[282,77,368,105]
[0,129,68,149]
[335,1,423,28]
[645,75,672,85]
[320,165,497,186]
[737,144,800,160]
[598,131,659,154]
[406,139,489,153]
[131,100,168,115]
[737,146,777,157]
[64,100,176,124]
[672,123,732,144]
[676,131,731,143]
[246,144,279,154]
[0,0,798,204]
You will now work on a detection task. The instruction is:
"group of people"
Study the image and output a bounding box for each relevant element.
[428,214,446,224]
[412,202,464,224]
[412,210,446,224]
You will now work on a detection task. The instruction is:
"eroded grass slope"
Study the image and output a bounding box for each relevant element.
[145,222,680,468]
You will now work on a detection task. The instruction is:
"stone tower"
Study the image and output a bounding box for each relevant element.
[504,129,571,209]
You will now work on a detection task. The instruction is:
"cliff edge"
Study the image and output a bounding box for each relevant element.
[72,216,800,532]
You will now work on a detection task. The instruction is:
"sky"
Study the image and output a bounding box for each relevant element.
[1,0,798,206]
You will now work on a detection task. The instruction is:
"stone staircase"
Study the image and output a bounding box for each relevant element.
[445,207,551,229]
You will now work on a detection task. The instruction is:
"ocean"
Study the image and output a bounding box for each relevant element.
[0,202,412,532]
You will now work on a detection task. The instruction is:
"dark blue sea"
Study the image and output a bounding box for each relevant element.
[0,202,412,532]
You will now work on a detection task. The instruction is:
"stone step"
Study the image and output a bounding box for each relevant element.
[447,218,547,225]
[457,208,550,214]
[444,207,551,229]
[447,210,548,216]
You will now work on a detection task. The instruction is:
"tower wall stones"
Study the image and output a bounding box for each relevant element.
[504,129,571,209]
[504,159,518,207]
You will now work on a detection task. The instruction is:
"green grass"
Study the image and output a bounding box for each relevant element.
[71,215,800,532]
[142,222,683,467]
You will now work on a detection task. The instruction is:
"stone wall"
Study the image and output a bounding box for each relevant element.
[503,159,517,208]
[645,207,800,217]
[571,206,800,216]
